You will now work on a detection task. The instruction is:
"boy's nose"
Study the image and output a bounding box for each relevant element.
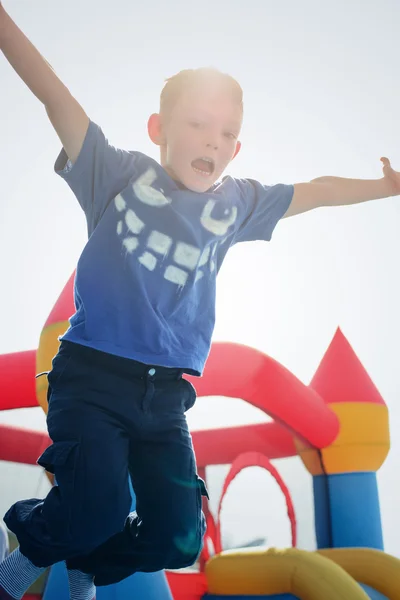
[206,141,218,151]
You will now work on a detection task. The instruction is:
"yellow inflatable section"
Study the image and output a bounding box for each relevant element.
[206,547,400,600]
[318,548,400,600]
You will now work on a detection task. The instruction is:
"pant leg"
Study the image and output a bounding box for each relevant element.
[4,350,132,568]
[67,376,208,587]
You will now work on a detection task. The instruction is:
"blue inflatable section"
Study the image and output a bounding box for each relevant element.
[41,568,389,600]
[313,472,384,549]
[42,561,173,600]
[204,584,388,600]
[360,584,388,600]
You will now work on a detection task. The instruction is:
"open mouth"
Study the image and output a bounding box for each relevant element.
[191,157,215,177]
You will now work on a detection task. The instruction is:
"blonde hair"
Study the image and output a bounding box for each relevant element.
[160,67,243,116]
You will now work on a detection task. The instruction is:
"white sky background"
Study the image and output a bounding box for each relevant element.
[1,0,400,555]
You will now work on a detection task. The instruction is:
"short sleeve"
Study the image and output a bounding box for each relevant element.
[55,120,137,232]
[233,178,294,243]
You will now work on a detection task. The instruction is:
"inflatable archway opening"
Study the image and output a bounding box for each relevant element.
[202,451,296,562]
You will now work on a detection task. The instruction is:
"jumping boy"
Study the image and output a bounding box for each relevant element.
[0,3,399,600]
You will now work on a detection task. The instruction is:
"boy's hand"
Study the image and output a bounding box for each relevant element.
[286,158,400,218]
[380,157,400,196]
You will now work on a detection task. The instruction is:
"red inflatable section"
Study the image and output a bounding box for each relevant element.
[187,342,339,448]
[0,350,36,411]
[0,272,75,412]
[0,424,49,466]
[166,572,207,600]
[310,327,386,406]
[193,421,296,468]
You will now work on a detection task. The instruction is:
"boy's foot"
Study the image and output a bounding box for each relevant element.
[0,547,45,600]
[67,568,96,600]
[0,529,12,598]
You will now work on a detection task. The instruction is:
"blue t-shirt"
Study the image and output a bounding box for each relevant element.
[55,121,293,375]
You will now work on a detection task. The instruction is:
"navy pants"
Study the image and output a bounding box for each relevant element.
[4,341,208,586]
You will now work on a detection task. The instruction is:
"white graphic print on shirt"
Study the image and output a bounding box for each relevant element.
[114,168,237,288]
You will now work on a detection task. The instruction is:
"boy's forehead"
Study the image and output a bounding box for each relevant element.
[178,85,243,123]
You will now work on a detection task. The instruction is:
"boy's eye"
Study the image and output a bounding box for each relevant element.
[189,121,203,129]
[224,132,237,140]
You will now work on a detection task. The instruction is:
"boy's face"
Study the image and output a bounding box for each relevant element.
[150,82,242,193]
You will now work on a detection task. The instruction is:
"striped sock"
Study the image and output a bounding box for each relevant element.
[67,569,96,600]
[0,547,45,599]
[0,525,8,563]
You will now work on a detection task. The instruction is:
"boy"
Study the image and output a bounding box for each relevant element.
[0,3,399,600]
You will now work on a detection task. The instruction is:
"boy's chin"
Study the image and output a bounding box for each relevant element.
[163,163,218,192]
[185,181,214,193]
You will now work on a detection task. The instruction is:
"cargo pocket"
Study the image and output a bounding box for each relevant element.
[174,474,210,569]
[182,378,197,412]
[197,476,209,501]
[37,440,80,542]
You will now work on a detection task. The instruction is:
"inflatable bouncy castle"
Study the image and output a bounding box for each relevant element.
[0,272,400,600]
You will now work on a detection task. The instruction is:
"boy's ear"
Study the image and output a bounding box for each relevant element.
[232,140,242,160]
[147,113,164,146]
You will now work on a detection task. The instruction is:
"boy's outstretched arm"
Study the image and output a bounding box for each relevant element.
[284,158,400,218]
[0,2,89,163]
